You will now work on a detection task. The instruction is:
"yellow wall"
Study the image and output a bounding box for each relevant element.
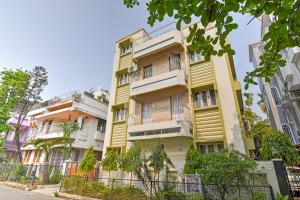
[115,84,130,104]
[194,107,224,142]
[190,61,215,88]
[119,53,132,70]
[111,122,127,147]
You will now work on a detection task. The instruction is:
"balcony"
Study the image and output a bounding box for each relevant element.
[127,106,192,140]
[30,124,88,142]
[94,131,105,141]
[133,23,183,59]
[130,59,187,97]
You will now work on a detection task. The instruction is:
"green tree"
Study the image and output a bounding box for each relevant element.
[244,93,254,108]
[148,140,174,183]
[0,69,29,133]
[0,137,6,162]
[196,151,257,200]
[118,143,142,182]
[101,150,118,178]
[80,146,97,173]
[59,122,79,159]
[10,66,48,163]
[260,130,300,166]
[123,0,300,89]
[183,142,201,174]
[257,93,267,113]
[28,136,74,183]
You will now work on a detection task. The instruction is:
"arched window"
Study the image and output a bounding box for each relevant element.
[270,87,281,105]
[282,123,294,143]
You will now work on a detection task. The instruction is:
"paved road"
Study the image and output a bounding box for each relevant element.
[0,185,59,200]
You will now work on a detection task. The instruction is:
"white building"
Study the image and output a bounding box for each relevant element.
[22,88,109,165]
[249,15,300,144]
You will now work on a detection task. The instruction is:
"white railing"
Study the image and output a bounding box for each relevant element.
[131,59,186,82]
[31,91,83,110]
[135,22,177,46]
[29,124,89,140]
[128,105,191,126]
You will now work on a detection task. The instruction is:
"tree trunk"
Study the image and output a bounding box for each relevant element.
[40,151,50,184]
[15,126,22,163]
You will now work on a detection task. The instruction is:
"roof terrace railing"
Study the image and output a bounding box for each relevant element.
[134,22,177,46]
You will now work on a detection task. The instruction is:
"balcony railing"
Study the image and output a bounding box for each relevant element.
[131,59,186,82]
[128,105,191,126]
[135,22,177,46]
[31,91,86,110]
[29,124,89,140]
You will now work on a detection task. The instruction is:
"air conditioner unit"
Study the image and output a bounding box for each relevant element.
[128,63,138,73]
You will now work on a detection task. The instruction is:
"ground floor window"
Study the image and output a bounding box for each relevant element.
[197,142,225,154]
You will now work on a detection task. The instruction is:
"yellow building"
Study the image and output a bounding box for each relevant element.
[103,22,254,173]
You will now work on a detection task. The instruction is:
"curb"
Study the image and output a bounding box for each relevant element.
[57,192,101,200]
[0,181,33,191]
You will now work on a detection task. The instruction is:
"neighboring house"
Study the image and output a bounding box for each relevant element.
[22,88,109,165]
[3,116,30,160]
[103,22,254,174]
[249,15,300,145]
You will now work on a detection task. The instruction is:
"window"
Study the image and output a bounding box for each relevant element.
[121,43,132,55]
[282,124,294,143]
[118,73,129,85]
[97,118,106,132]
[189,51,203,62]
[115,108,126,122]
[217,143,224,152]
[199,145,206,154]
[270,87,281,105]
[208,145,214,153]
[210,90,216,105]
[202,92,208,107]
[143,65,153,79]
[195,90,217,108]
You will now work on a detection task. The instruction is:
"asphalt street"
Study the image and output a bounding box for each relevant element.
[0,185,58,200]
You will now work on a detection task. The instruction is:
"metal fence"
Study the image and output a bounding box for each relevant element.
[0,163,63,186]
[60,176,275,200]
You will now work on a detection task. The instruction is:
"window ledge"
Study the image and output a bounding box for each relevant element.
[117,83,129,88]
[189,60,209,66]
[194,105,218,111]
[113,120,127,124]
[120,52,132,58]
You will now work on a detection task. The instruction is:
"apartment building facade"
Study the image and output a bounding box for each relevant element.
[249,15,300,144]
[104,23,253,174]
[22,88,109,165]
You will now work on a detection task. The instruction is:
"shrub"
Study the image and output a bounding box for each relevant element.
[49,171,63,184]
[275,193,289,200]
[12,164,26,181]
[84,181,106,199]
[103,186,147,200]
[63,176,85,195]
[252,192,266,200]
[19,176,26,184]
[53,191,59,197]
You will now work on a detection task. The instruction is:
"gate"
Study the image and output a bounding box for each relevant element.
[286,168,300,199]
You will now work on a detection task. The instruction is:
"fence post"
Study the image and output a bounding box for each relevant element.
[269,185,276,200]
[272,159,292,199]
[31,165,37,187]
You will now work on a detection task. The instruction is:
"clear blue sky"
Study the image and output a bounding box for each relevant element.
[0,0,263,115]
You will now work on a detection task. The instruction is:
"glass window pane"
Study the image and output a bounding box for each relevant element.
[202,91,208,107]
[210,90,216,105]
[208,145,214,153]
